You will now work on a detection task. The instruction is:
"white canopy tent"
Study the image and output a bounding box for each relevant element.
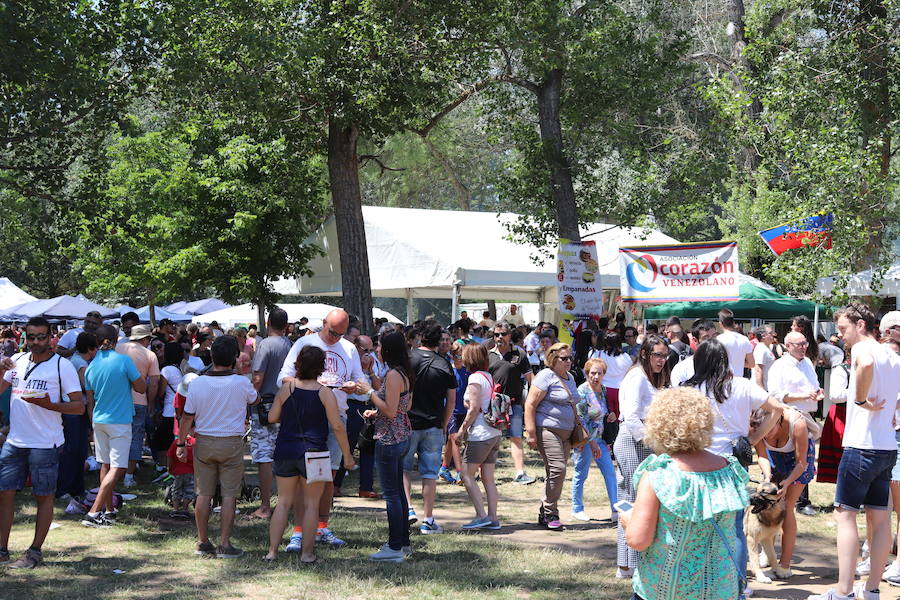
[0,278,37,310]
[816,240,900,307]
[276,206,681,322]
[191,303,403,328]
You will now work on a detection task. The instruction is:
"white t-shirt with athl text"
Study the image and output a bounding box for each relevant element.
[3,353,81,448]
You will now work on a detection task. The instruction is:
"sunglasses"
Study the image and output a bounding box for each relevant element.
[649,352,668,359]
[493,331,509,337]
[557,355,573,362]
[25,334,50,341]
[327,328,346,338]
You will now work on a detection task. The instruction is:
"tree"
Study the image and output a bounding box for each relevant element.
[705,0,899,295]
[0,0,155,200]
[158,0,497,332]
[479,0,692,250]
[73,115,329,324]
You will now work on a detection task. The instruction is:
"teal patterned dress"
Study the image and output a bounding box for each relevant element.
[632,454,749,600]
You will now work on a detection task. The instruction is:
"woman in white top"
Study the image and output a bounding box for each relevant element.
[456,343,501,531]
[153,342,185,471]
[681,338,784,591]
[597,332,633,447]
[751,406,815,579]
[613,334,670,579]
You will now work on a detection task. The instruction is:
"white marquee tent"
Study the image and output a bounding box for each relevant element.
[816,240,900,305]
[0,278,37,310]
[276,206,681,322]
[191,303,403,328]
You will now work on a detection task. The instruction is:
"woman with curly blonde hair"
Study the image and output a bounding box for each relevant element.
[620,387,750,600]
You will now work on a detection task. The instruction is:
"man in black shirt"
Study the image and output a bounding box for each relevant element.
[404,321,456,534]
[488,322,536,485]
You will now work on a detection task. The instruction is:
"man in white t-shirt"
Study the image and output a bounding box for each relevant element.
[278,309,365,549]
[56,311,103,359]
[716,308,755,377]
[751,325,777,390]
[767,332,823,413]
[671,319,717,386]
[809,303,900,600]
[176,335,257,559]
[0,316,82,569]
[524,322,546,371]
[502,304,525,327]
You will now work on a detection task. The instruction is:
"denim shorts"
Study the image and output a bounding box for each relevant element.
[129,404,148,462]
[507,403,524,438]
[0,441,61,496]
[402,427,443,479]
[835,446,898,511]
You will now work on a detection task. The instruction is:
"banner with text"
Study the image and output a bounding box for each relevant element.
[619,241,740,303]
[556,239,604,320]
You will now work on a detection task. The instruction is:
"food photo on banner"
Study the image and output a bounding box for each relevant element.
[618,241,740,303]
[556,239,604,320]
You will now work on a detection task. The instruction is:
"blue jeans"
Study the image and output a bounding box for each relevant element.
[57,411,90,498]
[334,400,376,492]
[735,508,748,579]
[571,442,617,513]
[507,403,524,438]
[835,446,897,511]
[0,441,61,496]
[129,404,147,463]
[376,438,411,551]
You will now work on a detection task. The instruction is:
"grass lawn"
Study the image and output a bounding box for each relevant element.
[2,440,897,600]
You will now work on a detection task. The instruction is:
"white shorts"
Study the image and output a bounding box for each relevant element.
[94,423,132,469]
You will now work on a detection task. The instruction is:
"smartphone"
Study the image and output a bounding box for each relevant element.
[613,500,633,513]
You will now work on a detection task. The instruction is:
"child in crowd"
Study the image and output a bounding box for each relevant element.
[166,435,195,519]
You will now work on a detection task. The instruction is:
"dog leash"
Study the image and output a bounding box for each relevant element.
[711,515,748,600]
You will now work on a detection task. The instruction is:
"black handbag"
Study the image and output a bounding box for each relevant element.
[357,411,376,454]
[732,435,754,469]
[256,393,276,426]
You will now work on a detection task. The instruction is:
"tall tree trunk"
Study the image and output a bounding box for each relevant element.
[147,287,157,328]
[726,0,762,173]
[536,69,580,242]
[256,298,267,337]
[857,0,891,268]
[327,118,374,335]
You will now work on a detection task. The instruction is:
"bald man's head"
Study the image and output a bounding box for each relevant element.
[784,331,808,360]
[321,309,350,344]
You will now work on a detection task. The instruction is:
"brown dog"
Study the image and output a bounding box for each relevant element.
[744,481,791,583]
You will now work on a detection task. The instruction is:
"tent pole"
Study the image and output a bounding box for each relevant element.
[450,283,460,324]
[813,303,820,340]
[405,289,414,325]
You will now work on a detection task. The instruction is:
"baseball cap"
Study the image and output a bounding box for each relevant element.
[881,310,900,331]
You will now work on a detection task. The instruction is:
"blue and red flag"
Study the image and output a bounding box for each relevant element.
[758,213,833,256]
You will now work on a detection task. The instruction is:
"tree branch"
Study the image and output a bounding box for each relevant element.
[688,52,734,71]
[416,77,505,138]
[359,154,405,175]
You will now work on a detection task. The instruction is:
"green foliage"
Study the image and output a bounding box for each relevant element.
[481,0,696,253]
[705,0,899,295]
[73,117,329,306]
[0,0,156,197]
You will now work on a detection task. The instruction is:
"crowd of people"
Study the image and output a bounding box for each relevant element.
[0,301,898,600]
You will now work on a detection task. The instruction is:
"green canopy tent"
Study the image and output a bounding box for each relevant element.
[643,283,833,321]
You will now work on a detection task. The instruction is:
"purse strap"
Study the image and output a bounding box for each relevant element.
[711,515,747,600]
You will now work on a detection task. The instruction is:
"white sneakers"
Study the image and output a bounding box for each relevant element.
[570,511,590,522]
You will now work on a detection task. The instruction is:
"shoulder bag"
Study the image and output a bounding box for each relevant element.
[557,375,590,449]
